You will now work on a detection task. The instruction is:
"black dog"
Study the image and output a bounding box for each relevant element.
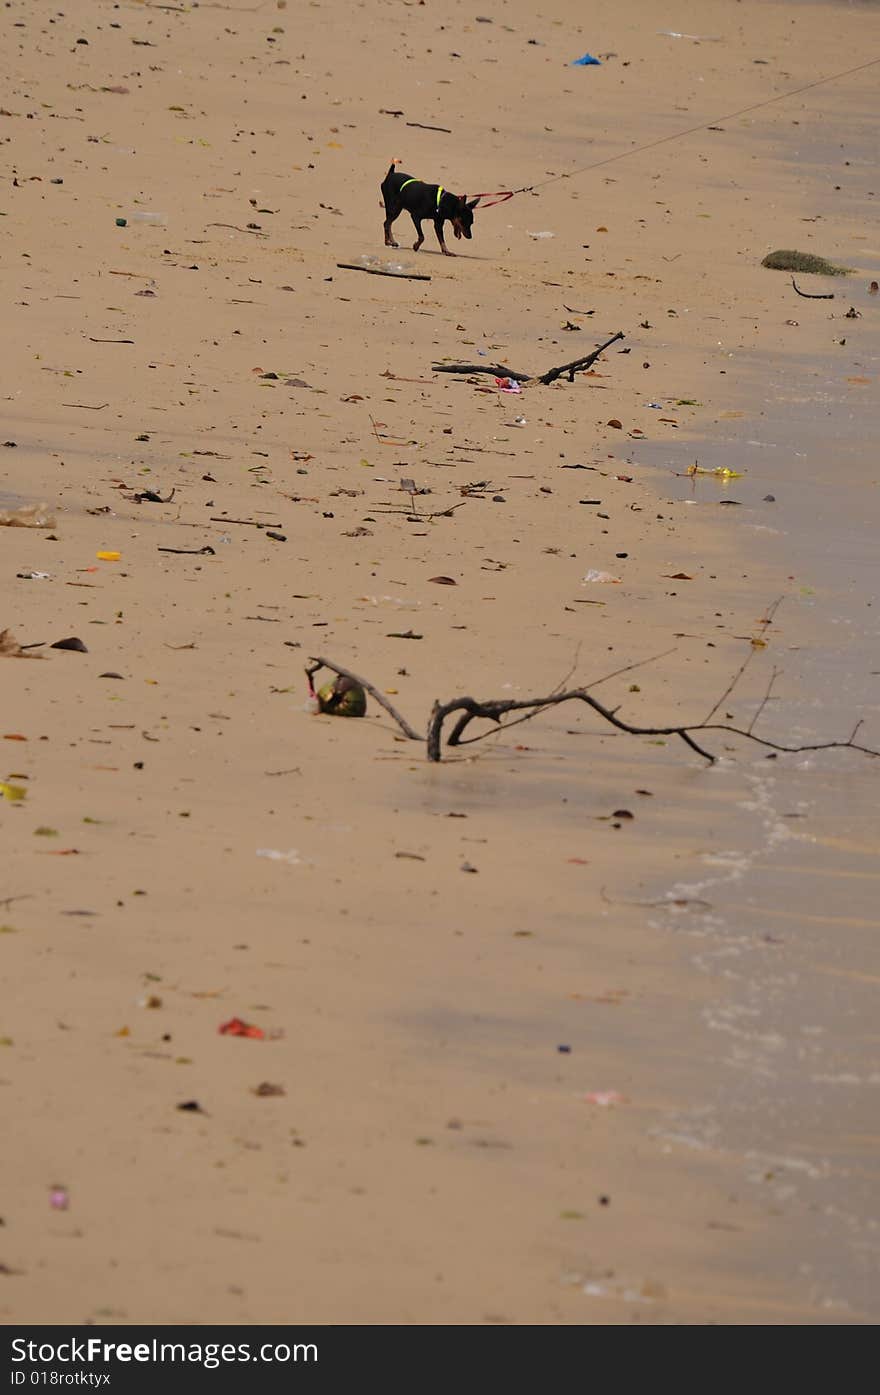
[381,162,479,256]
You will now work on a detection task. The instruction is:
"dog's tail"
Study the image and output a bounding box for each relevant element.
[385,158,401,177]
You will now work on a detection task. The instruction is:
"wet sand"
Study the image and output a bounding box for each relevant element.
[1,0,878,1324]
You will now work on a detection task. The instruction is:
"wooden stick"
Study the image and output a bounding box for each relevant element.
[337,263,431,282]
[537,332,625,384]
[432,331,625,387]
[431,362,532,382]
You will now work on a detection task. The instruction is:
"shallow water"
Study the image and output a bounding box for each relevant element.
[627,261,880,1315]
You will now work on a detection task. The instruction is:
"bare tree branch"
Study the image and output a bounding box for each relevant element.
[304,655,880,769]
[425,688,880,764]
[748,665,781,735]
[703,596,784,722]
[444,647,677,752]
[431,332,625,387]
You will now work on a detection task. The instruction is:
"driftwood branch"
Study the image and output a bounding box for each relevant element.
[432,331,624,386]
[337,262,431,282]
[425,689,880,765]
[304,656,880,768]
[429,360,533,382]
[537,332,625,384]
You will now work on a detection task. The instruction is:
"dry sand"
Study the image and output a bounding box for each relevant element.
[1,0,879,1325]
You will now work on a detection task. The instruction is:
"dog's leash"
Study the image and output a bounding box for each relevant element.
[467,189,519,209]
[468,53,880,208]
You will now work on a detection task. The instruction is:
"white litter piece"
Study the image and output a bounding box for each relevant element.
[582,569,621,584]
[256,848,302,865]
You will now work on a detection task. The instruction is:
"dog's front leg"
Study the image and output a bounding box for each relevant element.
[410,214,425,252]
[434,217,454,256]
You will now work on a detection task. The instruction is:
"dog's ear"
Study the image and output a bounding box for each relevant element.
[465,196,481,211]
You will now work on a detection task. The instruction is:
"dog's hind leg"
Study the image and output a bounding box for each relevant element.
[383,205,402,248]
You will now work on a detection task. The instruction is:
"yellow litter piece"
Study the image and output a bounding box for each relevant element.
[686,464,743,479]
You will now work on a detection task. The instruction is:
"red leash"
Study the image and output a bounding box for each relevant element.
[469,190,517,209]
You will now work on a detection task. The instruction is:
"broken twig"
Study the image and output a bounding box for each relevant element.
[432,361,532,382]
[337,263,431,282]
[432,331,624,386]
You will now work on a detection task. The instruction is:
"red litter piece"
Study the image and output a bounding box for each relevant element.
[219,1017,265,1040]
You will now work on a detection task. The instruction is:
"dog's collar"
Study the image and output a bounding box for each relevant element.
[399,178,444,209]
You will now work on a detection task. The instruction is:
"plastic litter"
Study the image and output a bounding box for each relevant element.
[527,230,554,239]
[16,571,52,581]
[584,1090,625,1106]
[686,464,743,479]
[256,847,302,865]
[219,1017,265,1040]
[49,1186,69,1211]
[571,53,601,66]
[582,569,621,584]
[0,503,56,529]
[494,377,522,394]
[355,253,411,276]
[96,550,121,561]
[657,31,720,41]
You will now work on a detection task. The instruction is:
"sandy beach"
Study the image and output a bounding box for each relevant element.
[2,0,878,1325]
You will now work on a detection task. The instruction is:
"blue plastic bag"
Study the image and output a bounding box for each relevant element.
[571,53,601,66]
